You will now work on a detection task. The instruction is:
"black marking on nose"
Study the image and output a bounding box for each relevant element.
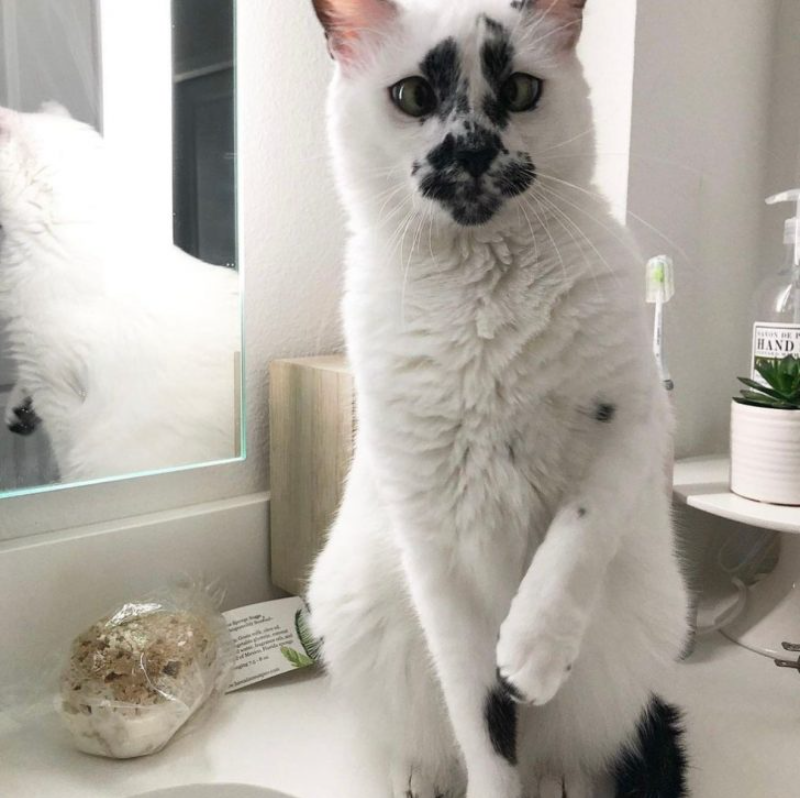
[595,403,617,423]
[427,127,504,174]
[497,155,536,197]
[485,680,518,765]
[457,145,498,178]
[420,38,462,120]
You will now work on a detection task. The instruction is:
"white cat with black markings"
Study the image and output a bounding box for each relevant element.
[0,104,239,482]
[307,1,690,796]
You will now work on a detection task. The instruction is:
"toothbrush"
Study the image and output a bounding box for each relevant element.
[646,255,676,392]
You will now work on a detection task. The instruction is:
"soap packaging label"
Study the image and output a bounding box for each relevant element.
[752,323,800,382]
[223,596,316,693]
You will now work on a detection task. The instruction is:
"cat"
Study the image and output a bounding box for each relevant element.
[306,1,691,797]
[0,103,240,483]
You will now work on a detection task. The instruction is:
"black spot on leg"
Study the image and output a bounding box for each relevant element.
[577,507,587,518]
[595,403,617,423]
[485,681,518,765]
[612,695,689,797]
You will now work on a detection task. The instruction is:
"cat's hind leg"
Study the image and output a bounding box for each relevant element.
[307,455,465,798]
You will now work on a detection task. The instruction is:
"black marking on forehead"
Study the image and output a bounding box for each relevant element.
[420,38,465,120]
[481,15,505,35]
[481,21,515,130]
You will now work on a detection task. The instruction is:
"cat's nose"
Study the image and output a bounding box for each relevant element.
[455,145,497,178]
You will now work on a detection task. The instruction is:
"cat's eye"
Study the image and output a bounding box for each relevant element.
[390,77,438,118]
[501,73,544,113]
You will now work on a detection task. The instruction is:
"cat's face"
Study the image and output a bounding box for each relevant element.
[314,0,594,230]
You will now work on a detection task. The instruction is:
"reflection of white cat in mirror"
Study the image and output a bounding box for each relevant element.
[0,103,240,483]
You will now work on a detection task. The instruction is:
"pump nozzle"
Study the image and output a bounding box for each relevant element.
[766,189,800,268]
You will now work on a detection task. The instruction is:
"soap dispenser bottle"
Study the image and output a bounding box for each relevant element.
[751,189,800,382]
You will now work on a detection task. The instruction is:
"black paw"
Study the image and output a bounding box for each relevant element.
[7,397,41,436]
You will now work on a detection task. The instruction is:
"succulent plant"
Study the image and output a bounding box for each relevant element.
[735,356,800,409]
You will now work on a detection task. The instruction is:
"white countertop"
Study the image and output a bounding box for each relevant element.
[2,634,799,798]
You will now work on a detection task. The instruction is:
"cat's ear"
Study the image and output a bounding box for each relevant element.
[518,0,587,50]
[311,0,399,66]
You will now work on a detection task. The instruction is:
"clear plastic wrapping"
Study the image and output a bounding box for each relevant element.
[56,583,234,759]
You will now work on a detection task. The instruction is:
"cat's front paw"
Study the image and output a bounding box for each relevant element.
[534,772,592,798]
[390,758,465,798]
[496,613,581,707]
[5,397,41,436]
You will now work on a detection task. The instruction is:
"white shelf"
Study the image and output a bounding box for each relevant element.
[673,456,800,535]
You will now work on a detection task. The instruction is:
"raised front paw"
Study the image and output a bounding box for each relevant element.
[390,758,465,798]
[534,772,592,798]
[6,397,41,436]
[496,613,581,707]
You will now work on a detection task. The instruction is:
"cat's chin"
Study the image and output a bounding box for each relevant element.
[431,196,503,228]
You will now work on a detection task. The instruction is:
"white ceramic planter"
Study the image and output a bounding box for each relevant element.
[730,400,800,505]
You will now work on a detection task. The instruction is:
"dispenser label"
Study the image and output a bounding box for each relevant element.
[223,597,317,692]
[752,323,800,382]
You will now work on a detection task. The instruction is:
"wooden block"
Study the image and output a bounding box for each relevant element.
[269,355,355,595]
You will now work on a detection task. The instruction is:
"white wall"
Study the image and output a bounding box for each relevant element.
[0,0,345,540]
[628,0,779,457]
[579,0,638,220]
[98,0,173,244]
[760,0,800,277]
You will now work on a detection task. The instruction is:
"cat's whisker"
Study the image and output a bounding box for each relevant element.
[523,189,568,286]
[536,171,691,262]
[521,0,562,42]
[527,15,583,51]
[530,128,595,158]
[533,176,646,262]
[527,188,619,292]
[376,184,408,221]
[399,211,425,331]
[516,197,539,264]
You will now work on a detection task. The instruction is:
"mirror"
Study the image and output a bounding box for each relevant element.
[0,0,242,497]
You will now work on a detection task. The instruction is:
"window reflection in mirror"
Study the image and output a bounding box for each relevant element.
[0,0,242,497]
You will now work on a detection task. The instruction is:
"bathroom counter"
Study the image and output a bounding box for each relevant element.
[1,633,799,797]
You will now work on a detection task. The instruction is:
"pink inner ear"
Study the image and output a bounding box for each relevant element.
[326,0,397,64]
[338,0,395,27]
[533,0,586,50]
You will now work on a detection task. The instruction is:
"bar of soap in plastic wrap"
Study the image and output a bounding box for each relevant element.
[57,589,234,759]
